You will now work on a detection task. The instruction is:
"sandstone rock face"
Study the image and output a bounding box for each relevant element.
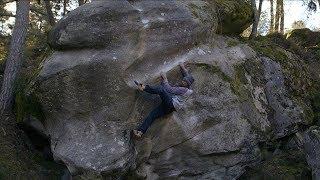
[36,0,309,179]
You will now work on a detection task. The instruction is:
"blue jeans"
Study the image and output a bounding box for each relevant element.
[137,85,175,134]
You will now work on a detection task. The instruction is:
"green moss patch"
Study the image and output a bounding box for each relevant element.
[248,35,289,63]
[195,63,232,82]
[240,150,311,180]
[230,64,250,102]
[226,38,240,47]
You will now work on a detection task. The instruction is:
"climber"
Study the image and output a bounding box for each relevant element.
[132,62,194,138]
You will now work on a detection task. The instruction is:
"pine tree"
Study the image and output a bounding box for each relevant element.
[0,0,30,115]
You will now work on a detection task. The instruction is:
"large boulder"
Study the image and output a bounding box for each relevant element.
[48,0,213,50]
[35,0,309,179]
[213,0,253,35]
[48,0,252,51]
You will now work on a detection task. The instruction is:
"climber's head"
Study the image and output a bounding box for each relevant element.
[181,75,194,88]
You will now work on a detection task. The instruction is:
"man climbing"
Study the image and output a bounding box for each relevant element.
[132,62,194,138]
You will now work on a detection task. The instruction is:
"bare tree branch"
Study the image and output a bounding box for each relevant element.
[30,6,46,16]
[0,12,15,17]
[0,0,15,6]
[63,0,69,16]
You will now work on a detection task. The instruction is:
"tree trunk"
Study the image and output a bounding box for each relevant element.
[250,0,258,38]
[274,0,281,32]
[270,0,274,33]
[250,0,263,38]
[279,0,284,34]
[63,0,68,16]
[258,0,263,16]
[78,0,85,6]
[0,0,30,115]
[43,0,55,26]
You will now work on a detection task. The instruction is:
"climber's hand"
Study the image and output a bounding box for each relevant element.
[138,84,145,91]
[133,130,143,138]
[179,62,187,69]
[134,80,145,91]
[160,72,167,81]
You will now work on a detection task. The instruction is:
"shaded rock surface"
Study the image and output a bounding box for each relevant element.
[303,126,320,179]
[35,0,312,179]
[240,148,311,179]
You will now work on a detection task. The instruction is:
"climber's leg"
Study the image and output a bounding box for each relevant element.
[137,105,167,134]
[143,85,162,94]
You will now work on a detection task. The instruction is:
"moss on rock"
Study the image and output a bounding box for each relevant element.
[195,63,232,82]
[240,150,311,179]
[214,0,253,35]
[286,28,320,48]
[247,34,318,127]
[230,64,250,102]
[188,1,218,38]
[248,35,313,99]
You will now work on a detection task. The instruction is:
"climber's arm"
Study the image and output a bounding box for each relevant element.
[160,72,188,95]
[180,62,189,77]
[162,81,189,95]
[180,62,195,86]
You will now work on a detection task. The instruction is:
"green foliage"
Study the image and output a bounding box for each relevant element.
[11,12,53,122]
[14,80,45,122]
[13,39,50,123]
